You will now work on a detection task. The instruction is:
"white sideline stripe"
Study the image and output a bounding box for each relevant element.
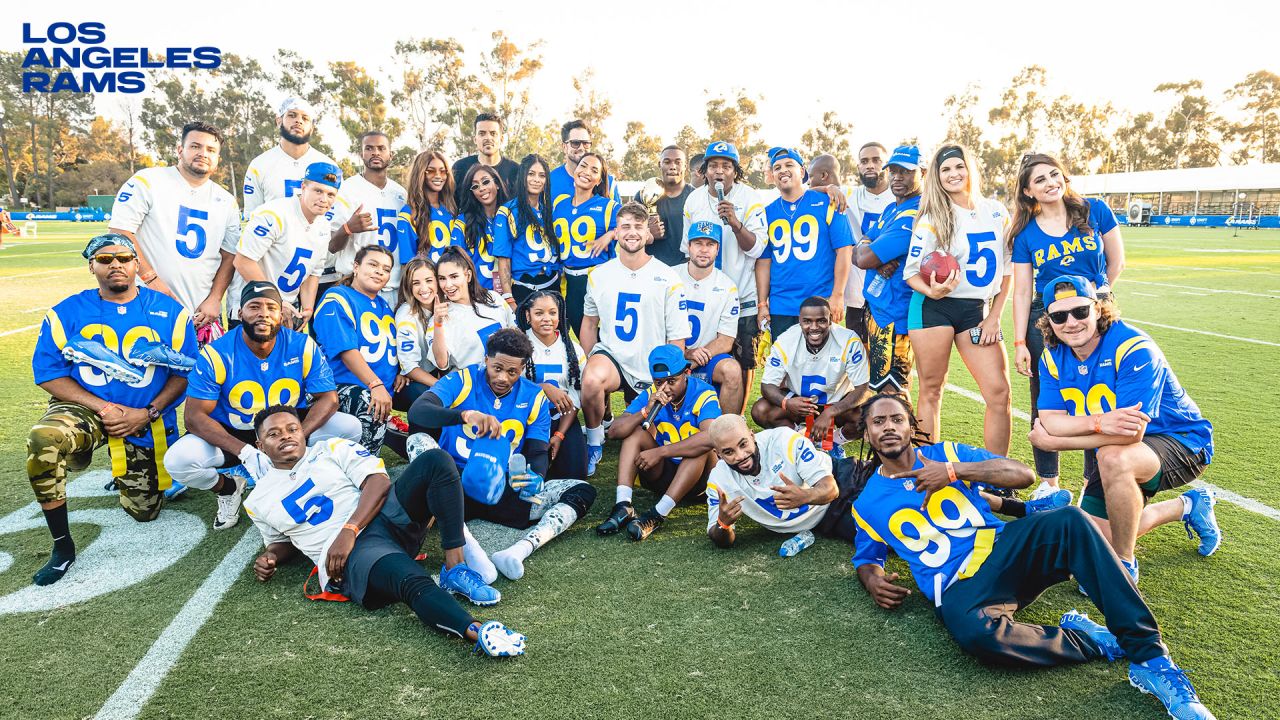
[1131,292,1160,297]
[0,249,78,259]
[1125,319,1280,348]
[4,267,79,279]
[1123,279,1279,299]
[0,324,38,338]
[1176,291,1209,296]
[95,529,261,720]
[1137,263,1273,275]
[943,383,1280,521]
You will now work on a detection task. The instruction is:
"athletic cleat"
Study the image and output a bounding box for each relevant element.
[163,480,188,500]
[1129,656,1216,719]
[828,444,845,461]
[779,530,816,558]
[126,339,196,372]
[212,470,246,530]
[595,501,635,536]
[626,509,665,542]
[1030,480,1061,501]
[1182,487,1221,557]
[406,432,439,462]
[1060,609,1125,661]
[225,462,255,490]
[61,338,144,384]
[586,444,603,477]
[440,562,501,606]
[32,549,75,586]
[473,620,526,657]
[1122,557,1140,585]
[1026,488,1072,515]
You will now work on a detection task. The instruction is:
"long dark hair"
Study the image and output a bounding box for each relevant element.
[436,245,497,315]
[339,245,395,291]
[575,152,610,199]
[459,164,508,253]
[515,154,559,261]
[1007,153,1093,251]
[407,150,458,247]
[515,289,580,391]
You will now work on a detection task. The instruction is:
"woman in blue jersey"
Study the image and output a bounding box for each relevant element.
[430,246,515,375]
[458,164,510,296]
[399,150,463,264]
[495,154,561,307]
[313,245,400,454]
[552,152,618,337]
[1010,153,1125,498]
[517,290,588,480]
[904,144,1013,457]
[393,256,438,411]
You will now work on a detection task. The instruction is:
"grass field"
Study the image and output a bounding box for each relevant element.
[1,222,1277,719]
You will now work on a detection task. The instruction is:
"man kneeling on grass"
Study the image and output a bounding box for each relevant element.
[243,404,525,657]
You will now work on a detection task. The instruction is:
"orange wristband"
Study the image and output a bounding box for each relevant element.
[342,523,361,537]
[1093,416,1103,434]
[945,462,957,483]
[552,431,565,441]
[1013,339,1026,347]
[717,519,734,531]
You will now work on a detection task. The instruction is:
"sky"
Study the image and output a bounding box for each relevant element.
[8,0,1279,161]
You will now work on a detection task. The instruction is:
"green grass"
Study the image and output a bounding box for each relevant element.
[1,223,1278,719]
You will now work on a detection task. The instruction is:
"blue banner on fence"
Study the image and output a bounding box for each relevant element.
[5,208,109,222]
[1119,214,1280,229]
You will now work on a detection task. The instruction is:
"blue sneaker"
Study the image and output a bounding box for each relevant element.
[126,339,196,372]
[1026,488,1072,515]
[473,620,526,657]
[1060,609,1124,661]
[1122,557,1140,585]
[163,480,188,500]
[61,338,144,384]
[224,463,255,490]
[440,562,501,606]
[1129,656,1216,719]
[1182,488,1221,557]
[586,444,603,477]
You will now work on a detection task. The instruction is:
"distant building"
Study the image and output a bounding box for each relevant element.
[1073,164,1280,228]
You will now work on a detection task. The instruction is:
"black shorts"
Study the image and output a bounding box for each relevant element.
[589,346,646,401]
[343,489,422,607]
[908,295,987,333]
[1080,434,1209,519]
[639,458,707,505]
[734,314,761,371]
[815,457,873,541]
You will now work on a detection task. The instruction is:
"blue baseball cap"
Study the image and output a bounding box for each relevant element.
[1048,275,1098,304]
[768,146,805,168]
[885,145,921,171]
[704,141,740,165]
[648,344,690,380]
[303,161,342,190]
[460,436,510,505]
[687,220,722,244]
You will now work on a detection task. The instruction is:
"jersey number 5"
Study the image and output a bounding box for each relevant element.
[282,479,334,526]
[176,205,209,259]
[615,292,642,341]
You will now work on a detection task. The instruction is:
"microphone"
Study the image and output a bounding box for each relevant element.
[714,181,725,201]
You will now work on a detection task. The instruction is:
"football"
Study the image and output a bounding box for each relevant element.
[920,250,961,284]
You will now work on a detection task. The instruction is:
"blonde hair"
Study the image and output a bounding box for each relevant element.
[917,143,983,254]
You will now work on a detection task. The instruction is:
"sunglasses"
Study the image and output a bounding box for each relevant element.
[93,252,136,265]
[567,139,592,149]
[470,178,494,190]
[1047,305,1093,324]
[425,167,448,177]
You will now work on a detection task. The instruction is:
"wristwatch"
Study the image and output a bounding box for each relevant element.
[145,404,161,421]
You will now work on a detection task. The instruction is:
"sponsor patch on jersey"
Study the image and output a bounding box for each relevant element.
[770,460,785,474]
[284,358,300,366]
[150,310,168,318]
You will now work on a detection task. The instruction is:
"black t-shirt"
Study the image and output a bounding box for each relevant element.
[452,156,522,205]
[634,183,694,267]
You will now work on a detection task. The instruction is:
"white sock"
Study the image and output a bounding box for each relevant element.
[655,495,676,516]
[492,539,534,581]
[1180,493,1193,518]
[616,486,633,504]
[462,524,498,584]
[586,425,605,446]
[832,426,849,446]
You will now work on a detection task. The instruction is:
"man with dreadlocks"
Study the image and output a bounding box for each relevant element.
[850,393,1216,720]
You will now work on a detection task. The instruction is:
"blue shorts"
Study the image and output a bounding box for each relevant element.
[691,353,734,391]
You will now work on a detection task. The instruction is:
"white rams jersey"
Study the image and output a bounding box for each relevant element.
[109,166,240,313]
[584,257,692,384]
[235,196,330,308]
[527,330,586,412]
[242,145,337,216]
[676,264,739,349]
[904,197,1012,301]
[394,304,433,375]
[762,324,869,404]
[431,300,515,373]
[243,438,387,591]
[842,185,895,306]
[681,183,767,314]
[329,174,408,285]
[707,428,834,533]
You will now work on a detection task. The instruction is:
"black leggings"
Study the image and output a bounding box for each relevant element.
[549,415,588,480]
[395,448,466,551]
[565,272,589,342]
[365,553,473,638]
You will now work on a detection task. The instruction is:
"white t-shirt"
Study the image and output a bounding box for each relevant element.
[394,303,433,375]
[527,330,586,412]
[681,183,767,315]
[329,174,408,288]
[584,256,691,385]
[842,185,895,307]
[676,264,739,350]
[235,196,330,309]
[706,427,834,533]
[904,197,1012,301]
[242,145,337,216]
[109,166,240,313]
[762,323,869,405]
[431,300,515,373]
[243,438,386,591]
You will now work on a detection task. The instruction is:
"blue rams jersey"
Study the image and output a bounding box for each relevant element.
[455,214,504,290]
[312,285,399,390]
[862,194,921,329]
[852,442,1007,605]
[624,377,722,463]
[765,190,854,316]
[551,193,618,271]
[549,165,621,206]
[395,203,464,264]
[428,363,552,468]
[32,288,195,447]
[187,327,335,431]
[1012,198,1117,296]
[1038,319,1213,459]
[494,200,560,278]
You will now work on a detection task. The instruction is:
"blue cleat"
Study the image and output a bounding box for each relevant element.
[586,444,603,477]
[1182,487,1221,557]
[126,339,196,372]
[224,463,255,490]
[472,620,526,657]
[1060,609,1124,661]
[61,338,144,384]
[1026,488,1072,515]
[163,480,188,500]
[1129,656,1216,719]
[440,562,501,606]
[1122,557,1140,585]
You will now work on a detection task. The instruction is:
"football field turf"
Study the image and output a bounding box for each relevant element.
[0,222,1277,719]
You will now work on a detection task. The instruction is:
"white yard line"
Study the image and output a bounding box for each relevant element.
[0,249,79,259]
[1135,263,1273,276]
[1125,319,1280,348]
[1131,292,1160,297]
[1122,279,1279,299]
[0,324,38,338]
[1176,291,1210,296]
[3,267,80,280]
[95,529,261,720]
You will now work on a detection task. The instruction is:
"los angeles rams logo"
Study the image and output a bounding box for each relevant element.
[711,142,729,153]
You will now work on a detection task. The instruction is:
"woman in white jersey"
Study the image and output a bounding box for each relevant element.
[517,290,588,480]
[430,246,515,374]
[393,256,439,411]
[903,144,1012,455]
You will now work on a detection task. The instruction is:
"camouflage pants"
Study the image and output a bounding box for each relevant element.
[26,401,166,521]
[336,383,387,455]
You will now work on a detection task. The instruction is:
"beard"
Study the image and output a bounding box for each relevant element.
[873,437,909,460]
[280,125,312,145]
[735,449,763,477]
[244,319,280,343]
[860,171,884,188]
[105,278,132,293]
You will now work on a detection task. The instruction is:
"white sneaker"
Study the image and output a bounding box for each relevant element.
[406,433,440,462]
[213,471,247,530]
[1031,480,1060,501]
